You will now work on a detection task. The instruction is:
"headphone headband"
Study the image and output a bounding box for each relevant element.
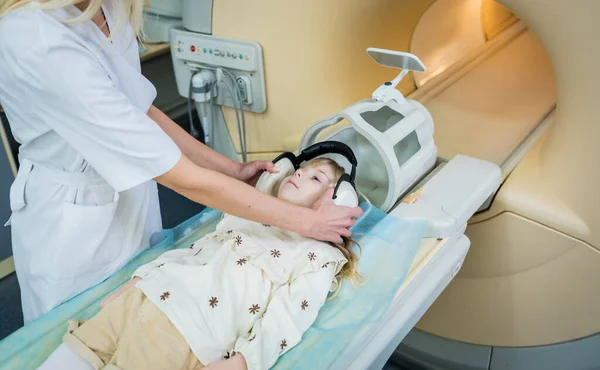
[257,140,359,207]
[296,141,358,182]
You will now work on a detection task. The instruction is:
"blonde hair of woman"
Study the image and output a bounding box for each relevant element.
[0,0,146,38]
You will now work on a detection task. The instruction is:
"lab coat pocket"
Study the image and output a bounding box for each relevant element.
[46,192,121,281]
[65,181,117,207]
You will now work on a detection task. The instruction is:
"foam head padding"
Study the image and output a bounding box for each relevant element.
[255,157,295,197]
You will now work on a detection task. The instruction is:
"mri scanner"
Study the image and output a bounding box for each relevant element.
[169,0,600,368]
[0,0,598,369]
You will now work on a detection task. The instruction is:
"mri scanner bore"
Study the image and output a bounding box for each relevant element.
[1,0,600,369]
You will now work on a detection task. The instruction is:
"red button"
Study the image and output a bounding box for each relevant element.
[190,45,196,52]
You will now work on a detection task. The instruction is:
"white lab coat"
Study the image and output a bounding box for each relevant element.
[0,3,182,322]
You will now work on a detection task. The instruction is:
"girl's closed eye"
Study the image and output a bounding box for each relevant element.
[312,176,322,183]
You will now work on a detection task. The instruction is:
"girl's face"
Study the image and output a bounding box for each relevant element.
[277,163,337,207]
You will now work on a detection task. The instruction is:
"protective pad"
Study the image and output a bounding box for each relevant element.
[0,206,426,370]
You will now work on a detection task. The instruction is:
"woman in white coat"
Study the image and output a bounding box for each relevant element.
[0,0,362,323]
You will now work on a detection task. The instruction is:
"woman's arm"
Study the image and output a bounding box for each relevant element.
[155,155,362,244]
[147,105,241,178]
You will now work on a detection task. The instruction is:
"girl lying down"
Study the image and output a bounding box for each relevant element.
[38,158,361,370]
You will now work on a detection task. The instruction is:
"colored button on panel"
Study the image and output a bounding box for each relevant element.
[190,45,196,52]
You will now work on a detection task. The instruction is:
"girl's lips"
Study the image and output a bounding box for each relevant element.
[288,179,299,189]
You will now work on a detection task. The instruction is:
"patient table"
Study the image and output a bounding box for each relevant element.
[0,48,501,369]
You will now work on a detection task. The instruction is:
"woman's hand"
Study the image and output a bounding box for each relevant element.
[307,188,363,244]
[234,161,278,186]
[100,277,141,309]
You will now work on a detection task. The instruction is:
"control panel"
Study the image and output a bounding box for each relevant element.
[171,28,267,113]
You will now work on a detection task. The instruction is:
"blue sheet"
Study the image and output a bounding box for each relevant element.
[0,204,425,370]
[272,204,425,369]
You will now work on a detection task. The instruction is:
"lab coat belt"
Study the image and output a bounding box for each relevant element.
[9,158,108,213]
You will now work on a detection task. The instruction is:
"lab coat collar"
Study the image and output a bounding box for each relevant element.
[45,1,116,50]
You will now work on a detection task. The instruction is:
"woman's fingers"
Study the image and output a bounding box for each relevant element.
[349,206,363,218]
[254,160,277,173]
[338,227,352,238]
[344,217,357,228]
[264,161,278,173]
[330,234,344,244]
[308,199,363,243]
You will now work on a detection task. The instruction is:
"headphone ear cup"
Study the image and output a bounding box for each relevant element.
[255,158,295,196]
[332,180,359,208]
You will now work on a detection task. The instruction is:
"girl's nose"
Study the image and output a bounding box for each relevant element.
[295,170,302,177]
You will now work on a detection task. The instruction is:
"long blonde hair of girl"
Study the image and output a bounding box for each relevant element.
[302,158,363,291]
[0,0,146,39]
